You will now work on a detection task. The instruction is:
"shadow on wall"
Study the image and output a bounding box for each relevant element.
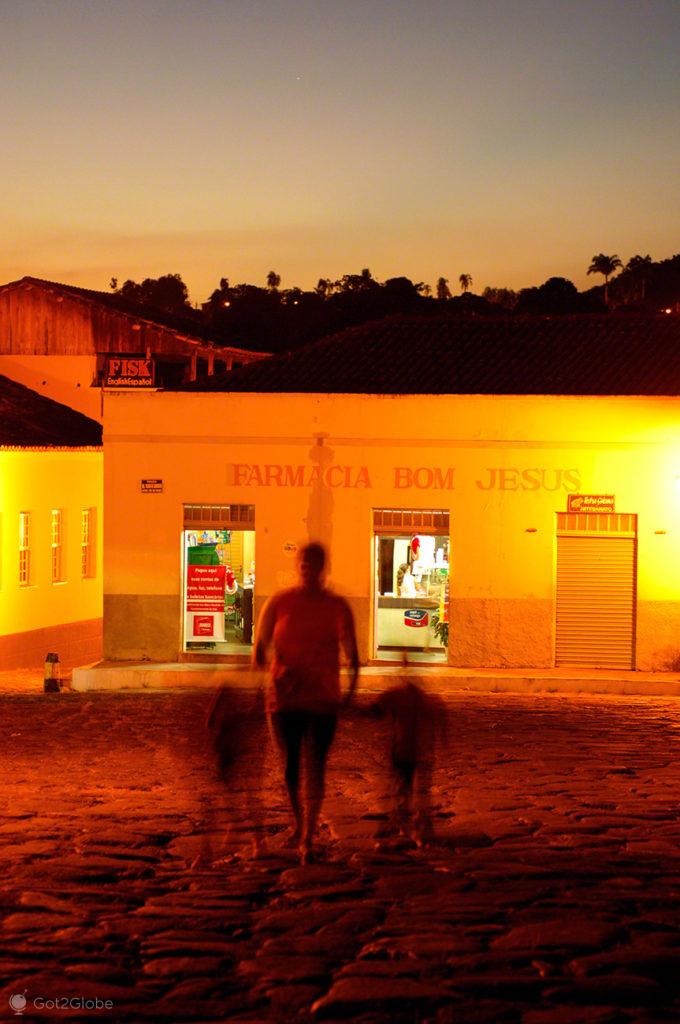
[305,434,334,551]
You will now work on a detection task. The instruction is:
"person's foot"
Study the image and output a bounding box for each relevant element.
[282,827,302,848]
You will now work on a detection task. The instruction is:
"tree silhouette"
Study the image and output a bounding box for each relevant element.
[482,287,518,310]
[459,273,473,293]
[436,277,452,300]
[266,270,281,291]
[517,277,581,315]
[338,268,379,292]
[315,278,334,298]
[624,254,653,303]
[119,273,191,315]
[587,254,622,307]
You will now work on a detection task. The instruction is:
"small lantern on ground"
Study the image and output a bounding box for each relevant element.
[44,652,61,693]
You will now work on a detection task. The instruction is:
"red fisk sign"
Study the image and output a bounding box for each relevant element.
[104,356,155,387]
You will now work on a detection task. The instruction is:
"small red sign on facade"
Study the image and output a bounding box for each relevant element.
[404,609,429,628]
[104,356,155,387]
[567,494,616,513]
[193,615,215,637]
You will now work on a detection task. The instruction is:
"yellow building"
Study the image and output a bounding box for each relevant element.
[0,375,103,669]
[103,314,680,673]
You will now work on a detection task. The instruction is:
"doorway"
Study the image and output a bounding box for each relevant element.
[182,504,255,656]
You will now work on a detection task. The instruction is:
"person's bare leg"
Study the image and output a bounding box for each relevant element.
[270,712,304,847]
[284,774,303,844]
[300,713,336,863]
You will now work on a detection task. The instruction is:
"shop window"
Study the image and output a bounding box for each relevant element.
[81,508,96,578]
[373,511,449,664]
[19,512,31,587]
[51,509,64,583]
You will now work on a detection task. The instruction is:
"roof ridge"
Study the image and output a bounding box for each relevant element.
[174,311,680,396]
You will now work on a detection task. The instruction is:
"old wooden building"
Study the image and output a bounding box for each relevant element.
[0,276,267,419]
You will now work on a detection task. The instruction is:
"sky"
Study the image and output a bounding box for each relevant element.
[1,0,679,304]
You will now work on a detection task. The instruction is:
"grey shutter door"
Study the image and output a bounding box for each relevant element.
[556,536,636,669]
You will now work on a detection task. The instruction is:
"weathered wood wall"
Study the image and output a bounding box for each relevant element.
[0,281,209,357]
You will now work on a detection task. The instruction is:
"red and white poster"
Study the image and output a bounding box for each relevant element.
[186,565,226,641]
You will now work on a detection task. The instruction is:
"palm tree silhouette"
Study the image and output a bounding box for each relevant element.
[266,271,281,291]
[459,273,473,294]
[587,254,622,308]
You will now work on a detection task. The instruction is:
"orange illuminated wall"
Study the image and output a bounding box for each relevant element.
[0,447,103,669]
[102,391,680,670]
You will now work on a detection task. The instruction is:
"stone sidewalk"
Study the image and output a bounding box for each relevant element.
[1,688,679,1022]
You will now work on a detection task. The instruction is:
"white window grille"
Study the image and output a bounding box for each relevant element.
[81,508,95,578]
[19,512,31,586]
[51,509,63,583]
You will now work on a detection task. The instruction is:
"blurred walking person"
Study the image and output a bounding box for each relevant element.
[254,542,359,863]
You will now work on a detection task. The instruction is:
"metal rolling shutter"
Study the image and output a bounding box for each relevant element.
[555,530,636,669]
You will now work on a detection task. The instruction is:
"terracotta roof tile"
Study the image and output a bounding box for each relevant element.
[0,376,102,447]
[178,314,680,395]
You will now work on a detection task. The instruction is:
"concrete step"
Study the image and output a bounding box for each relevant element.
[70,661,680,698]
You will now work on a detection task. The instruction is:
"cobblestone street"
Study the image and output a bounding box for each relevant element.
[1,687,679,1023]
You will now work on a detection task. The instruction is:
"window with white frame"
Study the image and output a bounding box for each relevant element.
[19,512,31,586]
[81,508,95,578]
[51,509,64,582]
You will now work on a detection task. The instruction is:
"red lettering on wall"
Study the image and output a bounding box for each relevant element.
[283,465,304,486]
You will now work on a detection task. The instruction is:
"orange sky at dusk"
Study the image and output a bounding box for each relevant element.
[1,0,678,304]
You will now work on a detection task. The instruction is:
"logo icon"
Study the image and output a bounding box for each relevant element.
[9,992,27,1016]
[404,609,429,628]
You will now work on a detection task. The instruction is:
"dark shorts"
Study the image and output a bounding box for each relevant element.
[270,710,338,782]
[392,757,417,787]
[270,712,335,761]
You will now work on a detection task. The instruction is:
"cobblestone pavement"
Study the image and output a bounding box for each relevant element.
[1,688,679,1023]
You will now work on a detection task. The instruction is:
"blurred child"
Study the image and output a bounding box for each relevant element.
[371,657,448,846]
[204,683,268,860]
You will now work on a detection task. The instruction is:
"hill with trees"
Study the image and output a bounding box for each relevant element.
[110,255,680,354]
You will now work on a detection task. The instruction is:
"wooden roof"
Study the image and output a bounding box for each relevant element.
[0,277,267,362]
